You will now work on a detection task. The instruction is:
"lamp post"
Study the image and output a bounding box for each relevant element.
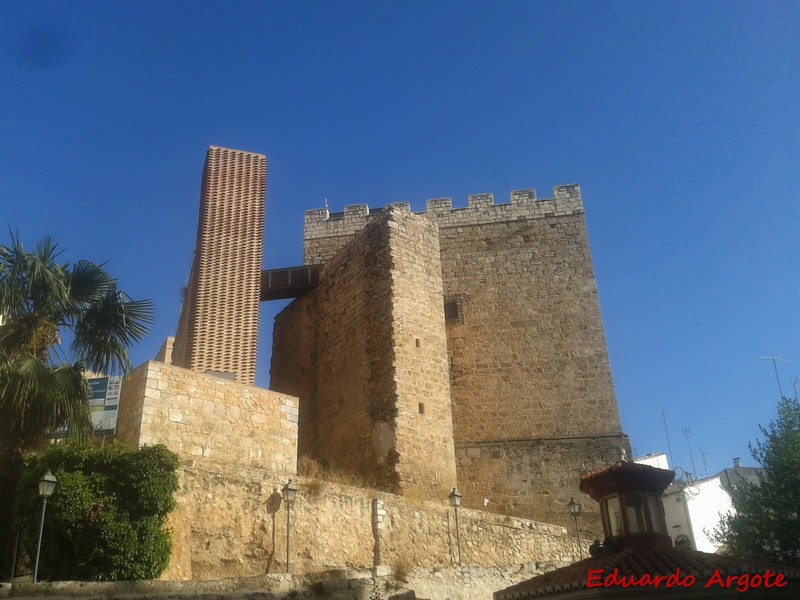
[282,479,298,574]
[568,497,583,559]
[448,487,462,567]
[34,470,57,584]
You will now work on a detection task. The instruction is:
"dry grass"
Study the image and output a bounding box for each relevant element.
[306,478,325,498]
[297,455,324,478]
[296,455,380,491]
[391,555,413,583]
[325,468,371,488]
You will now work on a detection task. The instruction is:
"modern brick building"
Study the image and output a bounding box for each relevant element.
[172,146,267,386]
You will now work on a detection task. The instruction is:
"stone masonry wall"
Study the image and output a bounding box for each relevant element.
[386,210,457,496]
[272,208,456,499]
[272,212,397,490]
[301,187,627,530]
[439,208,619,442]
[455,435,629,540]
[115,361,298,473]
[160,459,580,581]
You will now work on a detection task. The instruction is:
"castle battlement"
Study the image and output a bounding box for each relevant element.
[304,185,583,242]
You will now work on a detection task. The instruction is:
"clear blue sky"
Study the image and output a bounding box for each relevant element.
[2,1,797,479]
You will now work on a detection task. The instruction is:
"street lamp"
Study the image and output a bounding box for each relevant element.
[448,487,462,567]
[34,470,57,584]
[568,497,583,559]
[282,479,298,574]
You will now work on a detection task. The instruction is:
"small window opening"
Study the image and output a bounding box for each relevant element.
[415,338,421,348]
[418,403,425,415]
[444,295,464,324]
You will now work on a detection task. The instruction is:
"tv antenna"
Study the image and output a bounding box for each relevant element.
[698,447,709,478]
[759,356,792,400]
[682,427,697,478]
[662,411,674,468]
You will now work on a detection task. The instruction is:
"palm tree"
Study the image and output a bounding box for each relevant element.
[0,234,153,566]
[0,234,152,446]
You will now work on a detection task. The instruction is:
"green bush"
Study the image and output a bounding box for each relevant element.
[13,442,179,581]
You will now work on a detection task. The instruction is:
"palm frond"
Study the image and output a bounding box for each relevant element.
[0,234,71,324]
[67,259,112,307]
[72,285,153,374]
[0,353,92,447]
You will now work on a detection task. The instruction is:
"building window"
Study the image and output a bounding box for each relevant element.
[605,496,623,536]
[444,296,464,324]
[647,493,667,534]
[625,493,646,534]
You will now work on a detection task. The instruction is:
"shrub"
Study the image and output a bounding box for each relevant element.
[390,555,413,583]
[13,442,179,581]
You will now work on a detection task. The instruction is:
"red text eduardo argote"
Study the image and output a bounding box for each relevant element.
[586,567,788,593]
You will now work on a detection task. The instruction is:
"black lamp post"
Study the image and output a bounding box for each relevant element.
[449,487,462,566]
[282,479,298,574]
[34,470,57,583]
[568,497,583,559]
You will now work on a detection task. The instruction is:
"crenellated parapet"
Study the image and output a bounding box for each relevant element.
[305,185,582,237]
[303,186,583,264]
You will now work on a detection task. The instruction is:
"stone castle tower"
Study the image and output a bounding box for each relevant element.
[172,146,267,385]
[171,146,627,531]
[272,189,628,528]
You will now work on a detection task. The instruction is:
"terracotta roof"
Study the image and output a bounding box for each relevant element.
[495,547,800,599]
[579,461,675,499]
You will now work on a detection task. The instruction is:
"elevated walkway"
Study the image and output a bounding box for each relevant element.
[260,265,322,301]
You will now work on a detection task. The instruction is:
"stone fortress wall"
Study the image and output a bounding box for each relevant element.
[271,209,457,499]
[114,362,579,581]
[116,360,298,472]
[161,460,579,581]
[299,186,629,532]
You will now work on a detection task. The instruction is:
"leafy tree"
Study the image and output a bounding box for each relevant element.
[13,443,179,581]
[712,396,800,566]
[0,234,152,572]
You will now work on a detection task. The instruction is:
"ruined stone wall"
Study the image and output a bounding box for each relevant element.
[161,460,579,581]
[116,361,298,473]
[302,187,628,530]
[272,208,456,499]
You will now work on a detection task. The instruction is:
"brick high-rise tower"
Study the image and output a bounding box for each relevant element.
[172,146,266,385]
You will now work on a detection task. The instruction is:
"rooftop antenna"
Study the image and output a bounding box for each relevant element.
[699,447,709,478]
[759,356,791,400]
[793,377,799,401]
[682,427,697,477]
[661,411,674,468]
